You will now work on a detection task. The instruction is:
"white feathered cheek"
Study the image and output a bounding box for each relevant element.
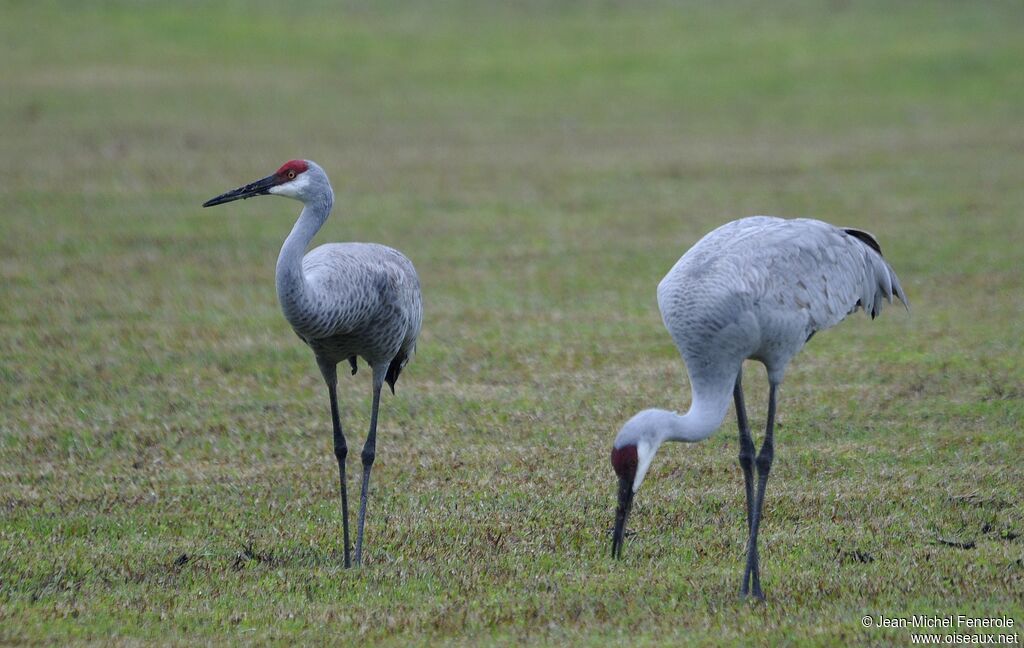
[269,173,312,199]
[633,439,656,493]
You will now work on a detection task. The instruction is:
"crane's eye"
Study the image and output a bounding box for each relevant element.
[287,170,296,180]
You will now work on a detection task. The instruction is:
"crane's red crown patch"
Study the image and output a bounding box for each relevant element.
[276,159,309,178]
[611,445,638,480]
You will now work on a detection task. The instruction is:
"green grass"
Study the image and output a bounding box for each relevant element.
[2,1,1023,644]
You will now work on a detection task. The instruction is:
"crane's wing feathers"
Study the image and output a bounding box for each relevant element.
[384,349,409,394]
[841,227,882,255]
[295,242,423,368]
[658,217,908,374]
[838,225,909,317]
[760,219,908,327]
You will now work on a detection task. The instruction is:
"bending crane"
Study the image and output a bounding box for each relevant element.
[610,216,908,599]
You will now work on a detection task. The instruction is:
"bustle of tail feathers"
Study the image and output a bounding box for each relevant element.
[843,227,910,319]
[384,350,408,394]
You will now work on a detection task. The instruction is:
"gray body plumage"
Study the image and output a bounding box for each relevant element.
[283,242,422,372]
[657,215,908,386]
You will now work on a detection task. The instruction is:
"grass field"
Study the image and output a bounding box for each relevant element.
[2,1,1023,644]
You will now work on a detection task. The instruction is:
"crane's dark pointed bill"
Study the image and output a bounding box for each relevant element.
[610,444,639,559]
[202,174,278,207]
[612,476,634,559]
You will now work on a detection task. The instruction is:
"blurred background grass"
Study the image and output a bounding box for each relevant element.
[1,1,1023,644]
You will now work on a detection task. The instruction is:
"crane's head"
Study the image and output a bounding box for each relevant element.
[202,160,331,207]
[610,410,666,559]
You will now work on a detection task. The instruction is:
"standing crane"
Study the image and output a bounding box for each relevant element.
[609,216,908,599]
[203,160,422,568]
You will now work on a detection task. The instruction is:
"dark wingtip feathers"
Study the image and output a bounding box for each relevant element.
[842,227,883,255]
[384,351,407,395]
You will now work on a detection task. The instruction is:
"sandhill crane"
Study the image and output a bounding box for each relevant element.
[610,215,908,599]
[203,160,422,568]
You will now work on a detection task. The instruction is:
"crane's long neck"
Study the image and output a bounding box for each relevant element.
[276,191,333,322]
[662,379,734,443]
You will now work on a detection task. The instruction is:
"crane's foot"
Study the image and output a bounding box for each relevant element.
[739,588,766,602]
[739,568,765,601]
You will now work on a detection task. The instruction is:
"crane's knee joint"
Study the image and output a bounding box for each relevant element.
[738,451,754,471]
[361,448,375,467]
[755,453,773,475]
[334,445,348,463]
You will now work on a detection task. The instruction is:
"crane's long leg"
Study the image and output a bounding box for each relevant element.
[742,381,777,600]
[354,370,384,566]
[321,362,352,569]
[734,370,756,595]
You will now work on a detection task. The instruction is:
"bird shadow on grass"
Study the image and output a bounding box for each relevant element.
[167,542,350,575]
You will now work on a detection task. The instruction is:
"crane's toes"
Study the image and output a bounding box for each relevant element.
[605,527,636,539]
